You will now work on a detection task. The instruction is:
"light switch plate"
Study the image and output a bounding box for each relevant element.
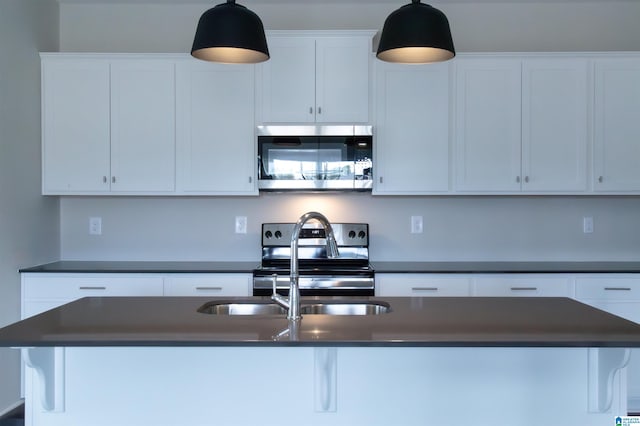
[583,216,594,234]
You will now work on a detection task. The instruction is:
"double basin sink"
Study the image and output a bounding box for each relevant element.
[198,299,391,316]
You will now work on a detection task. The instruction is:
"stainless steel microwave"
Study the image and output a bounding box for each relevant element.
[257,125,373,191]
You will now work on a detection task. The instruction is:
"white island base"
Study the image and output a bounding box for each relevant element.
[23,346,629,426]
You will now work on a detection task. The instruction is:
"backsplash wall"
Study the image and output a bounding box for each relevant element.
[60,195,640,262]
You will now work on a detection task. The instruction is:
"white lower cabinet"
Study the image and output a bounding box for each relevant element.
[21,272,252,318]
[376,273,471,297]
[164,274,251,297]
[21,273,165,319]
[473,274,574,297]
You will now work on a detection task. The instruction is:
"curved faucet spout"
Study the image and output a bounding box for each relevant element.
[271,211,340,321]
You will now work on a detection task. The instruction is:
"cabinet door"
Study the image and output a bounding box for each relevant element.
[164,274,252,297]
[258,37,316,123]
[473,274,574,297]
[374,61,450,194]
[376,274,471,297]
[315,36,370,123]
[21,273,164,318]
[176,60,257,194]
[521,59,588,192]
[41,58,111,193]
[110,60,176,192]
[594,58,640,192]
[454,58,522,192]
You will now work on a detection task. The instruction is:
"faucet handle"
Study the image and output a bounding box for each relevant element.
[271,273,278,296]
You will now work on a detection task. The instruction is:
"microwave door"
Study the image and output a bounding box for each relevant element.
[257,130,373,191]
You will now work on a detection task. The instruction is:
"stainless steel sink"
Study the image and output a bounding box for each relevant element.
[299,301,391,315]
[198,301,287,315]
[197,299,391,316]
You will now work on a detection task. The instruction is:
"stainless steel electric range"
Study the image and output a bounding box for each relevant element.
[252,222,374,296]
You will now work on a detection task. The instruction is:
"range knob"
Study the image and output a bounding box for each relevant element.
[274,230,283,239]
[358,230,366,239]
[348,230,356,239]
[264,230,273,239]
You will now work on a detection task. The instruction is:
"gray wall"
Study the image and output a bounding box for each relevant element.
[56,1,640,263]
[58,1,640,53]
[0,0,60,414]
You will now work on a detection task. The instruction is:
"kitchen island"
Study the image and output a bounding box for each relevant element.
[2,296,640,425]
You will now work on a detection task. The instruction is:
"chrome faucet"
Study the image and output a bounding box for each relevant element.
[272,212,340,321]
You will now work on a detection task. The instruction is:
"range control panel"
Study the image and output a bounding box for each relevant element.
[261,223,368,247]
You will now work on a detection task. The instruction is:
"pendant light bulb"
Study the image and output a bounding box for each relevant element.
[191,0,269,64]
[377,0,455,64]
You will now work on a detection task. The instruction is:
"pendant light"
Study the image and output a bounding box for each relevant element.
[377,0,455,64]
[191,0,269,64]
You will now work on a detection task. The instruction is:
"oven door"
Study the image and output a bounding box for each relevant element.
[252,271,375,297]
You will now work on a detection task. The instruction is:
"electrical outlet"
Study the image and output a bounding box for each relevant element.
[411,216,423,234]
[89,217,102,235]
[235,216,247,234]
[583,216,594,234]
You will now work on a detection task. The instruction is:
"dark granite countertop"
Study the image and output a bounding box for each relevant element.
[371,261,640,274]
[20,260,640,275]
[3,296,640,348]
[19,261,260,274]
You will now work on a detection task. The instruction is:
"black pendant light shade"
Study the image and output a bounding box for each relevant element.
[191,0,269,64]
[377,0,455,64]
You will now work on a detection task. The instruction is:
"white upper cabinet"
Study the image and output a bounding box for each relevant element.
[373,61,450,194]
[175,59,257,195]
[521,58,588,192]
[40,51,640,197]
[454,55,588,194]
[110,60,176,192]
[41,54,176,195]
[257,31,374,123]
[42,57,111,193]
[454,57,522,192]
[593,57,640,192]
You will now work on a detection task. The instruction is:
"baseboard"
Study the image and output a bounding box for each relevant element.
[0,400,24,420]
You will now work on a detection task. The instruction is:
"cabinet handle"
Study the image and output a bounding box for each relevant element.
[248,176,252,184]
[604,287,632,291]
[516,176,521,183]
[510,287,538,291]
[598,176,604,183]
[112,176,116,183]
[524,176,529,183]
[309,107,313,114]
[79,286,107,290]
[412,287,439,292]
[102,176,107,183]
[195,286,223,291]
[379,176,383,184]
[318,106,322,114]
